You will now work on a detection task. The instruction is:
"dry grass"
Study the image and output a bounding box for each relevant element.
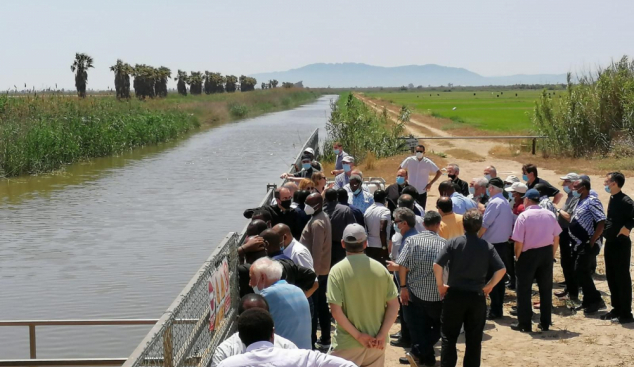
[445,148,486,162]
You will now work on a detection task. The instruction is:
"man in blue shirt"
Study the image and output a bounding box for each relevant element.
[250,257,312,349]
[438,180,477,215]
[478,177,514,319]
[330,142,349,175]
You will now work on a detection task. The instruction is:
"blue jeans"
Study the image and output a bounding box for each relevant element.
[403,292,442,362]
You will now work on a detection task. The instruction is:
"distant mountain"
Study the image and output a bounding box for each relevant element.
[250,63,567,88]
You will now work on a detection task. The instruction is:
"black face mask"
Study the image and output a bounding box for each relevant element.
[280,200,292,209]
[448,174,456,180]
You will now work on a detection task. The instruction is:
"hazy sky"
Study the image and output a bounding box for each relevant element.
[2,0,633,90]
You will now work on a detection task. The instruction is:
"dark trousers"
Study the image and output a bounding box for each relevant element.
[417,192,428,210]
[516,245,553,328]
[559,230,577,294]
[404,293,442,363]
[505,241,516,288]
[605,237,633,318]
[570,242,602,305]
[365,247,389,267]
[441,289,486,367]
[311,275,331,346]
[487,242,508,316]
[394,274,411,342]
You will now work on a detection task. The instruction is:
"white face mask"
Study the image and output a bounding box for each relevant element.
[416,152,424,159]
[304,205,315,215]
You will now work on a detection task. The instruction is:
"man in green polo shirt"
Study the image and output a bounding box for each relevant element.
[327,224,399,367]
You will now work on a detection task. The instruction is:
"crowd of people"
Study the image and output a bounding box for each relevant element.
[212,141,633,367]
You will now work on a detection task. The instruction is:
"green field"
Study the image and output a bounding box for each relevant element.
[365,90,555,133]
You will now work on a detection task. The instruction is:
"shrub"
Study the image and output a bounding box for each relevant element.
[228,103,249,118]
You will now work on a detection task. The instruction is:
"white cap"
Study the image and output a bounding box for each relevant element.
[560,172,580,181]
[505,182,528,194]
[342,156,355,164]
[504,175,520,184]
[303,147,315,156]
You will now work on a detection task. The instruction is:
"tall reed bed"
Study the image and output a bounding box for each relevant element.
[533,56,634,158]
[324,93,406,163]
[0,89,320,177]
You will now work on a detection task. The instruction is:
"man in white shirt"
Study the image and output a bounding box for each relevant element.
[363,189,392,266]
[400,144,441,210]
[218,308,355,367]
[211,294,297,367]
[274,223,314,270]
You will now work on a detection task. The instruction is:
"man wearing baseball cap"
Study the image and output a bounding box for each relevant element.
[479,177,514,319]
[327,224,399,367]
[303,147,323,172]
[334,156,355,189]
[554,173,581,299]
[510,189,562,332]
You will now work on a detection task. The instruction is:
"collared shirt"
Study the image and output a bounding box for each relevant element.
[348,189,374,214]
[390,224,421,260]
[451,177,470,197]
[324,202,356,243]
[527,177,560,197]
[435,234,505,292]
[450,192,477,215]
[217,341,355,367]
[300,211,332,276]
[294,167,316,179]
[439,213,464,240]
[558,192,579,229]
[400,156,439,194]
[481,193,514,243]
[397,230,447,301]
[605,191,634,240]
[364,203,391,249]
[211,332,297,367]
[539,196,558,216]
[271,251,291,261]
[335,150,349,170]
[284,239,314,270]
[511,205,562,251]
[340,203,365,227]
[260,280,312,350]
[569,195,606,247]
[334,172,350,189]
[386,182,411,212]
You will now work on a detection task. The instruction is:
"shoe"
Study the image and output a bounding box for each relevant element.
[537,323,549,332]
[399,357,411,365]
[390,331,401,339]
[574,303,587,311]
[618,316,634,324]
[390,338,411,347]
[314,341,331,352]
[487,313,502,320]
[510,309,534,317]
[600,310,619,320]
[405,352,420,367]
[510,323,532,332]
[584,301,606,314]
[422,358,436,367]
[554,290,569,298]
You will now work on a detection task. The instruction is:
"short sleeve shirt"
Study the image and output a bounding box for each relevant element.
[327,255,398,351]
[364,203,392,249]
[400,156,439,194]
[260,280,312,349]
[527,177,560,197]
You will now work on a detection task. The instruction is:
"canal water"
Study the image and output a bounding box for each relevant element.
[0,96,335,359]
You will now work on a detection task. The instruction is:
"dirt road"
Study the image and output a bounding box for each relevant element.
[355,95,634,367]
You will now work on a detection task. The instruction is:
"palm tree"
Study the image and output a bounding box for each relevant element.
[175,70,188,96]
[187,71,204,95]
[155,67,171,97]
[70,53,94,98]
[270,79,278,88]
[225,75,238,93]
[239,75,257,92]
[110,59,133,99]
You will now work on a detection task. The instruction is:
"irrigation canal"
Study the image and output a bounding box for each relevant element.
[0,95,336,360]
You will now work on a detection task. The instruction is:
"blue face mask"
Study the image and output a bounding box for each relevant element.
[343,164,351,172]
[522,174,529,182]
[334,149,340,155]
[393,222,400,233]
[396,176,406,185]
[302,163,311,170]
[354,188,361,195]
[486,188,490,197]
[469,186,476,195]
[563,185,571,194]
[572,190,581,198]
[604,185,611,194]
[484,174,492,181]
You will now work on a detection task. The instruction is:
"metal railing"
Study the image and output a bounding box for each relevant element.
[399,135,547,155]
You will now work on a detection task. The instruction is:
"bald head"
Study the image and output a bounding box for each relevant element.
[397,168,408,178]
[272,223,292,246]
[261,228,282,255]
[282,182,298,196]
[238,294,269,315]
[438,180,456,197]
[305,192,324,213]
[247,219,268,237]
[398,194,415,210]
[437,197,453,214]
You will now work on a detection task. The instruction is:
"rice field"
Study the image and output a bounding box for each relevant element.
[365,89,557,133]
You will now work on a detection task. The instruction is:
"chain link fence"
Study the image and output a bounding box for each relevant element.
[123,128,319,367]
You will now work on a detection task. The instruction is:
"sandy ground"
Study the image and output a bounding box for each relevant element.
[351,96,634,367]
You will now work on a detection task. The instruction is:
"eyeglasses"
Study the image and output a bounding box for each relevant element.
[394,220,402,224]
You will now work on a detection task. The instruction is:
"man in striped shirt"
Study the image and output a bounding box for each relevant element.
[396,211,447,366]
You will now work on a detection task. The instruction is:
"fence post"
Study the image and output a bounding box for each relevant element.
[29,325,36,359]
[162,326,173,367]
[532,138,536,155]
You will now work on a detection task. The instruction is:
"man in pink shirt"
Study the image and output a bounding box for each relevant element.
[510,189,562,332]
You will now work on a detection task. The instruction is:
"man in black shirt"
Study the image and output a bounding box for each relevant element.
[522,163,563,205]
[434,209,506,367]
[281,154,318,182]
[244,187,303,239]
[386,168,412,213]
[323,189,356,266]
[446,163,469,197]
[601,172,634,324]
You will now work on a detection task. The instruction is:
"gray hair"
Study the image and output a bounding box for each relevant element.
[394,207,416,228]
[474,177,489,188]
[486,165,497,175]
[251,257,283,282]
[448,163,460,173]
[349,174,363,183]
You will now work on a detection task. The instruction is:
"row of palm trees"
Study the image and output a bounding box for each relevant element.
[71,53,282,99]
